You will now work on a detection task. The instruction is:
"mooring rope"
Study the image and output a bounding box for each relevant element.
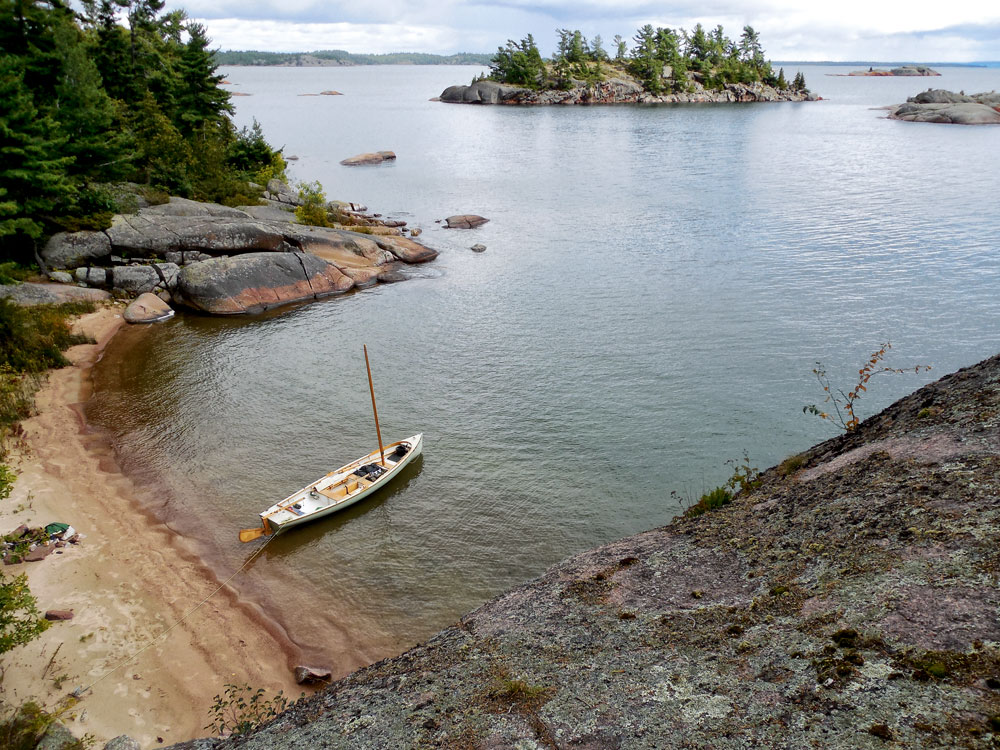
[73,534,274,698]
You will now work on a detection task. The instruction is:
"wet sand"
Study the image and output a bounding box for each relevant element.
[1,306,298,746]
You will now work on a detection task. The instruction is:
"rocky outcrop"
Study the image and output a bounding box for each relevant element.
[440,77,814,105]
[888,89,1000,124]
[172,353,1000,749]
[38,190,438,314]
[174,252,354,314]
[123,292,174,323]
[444,215,488,229]
[340,151,396,166]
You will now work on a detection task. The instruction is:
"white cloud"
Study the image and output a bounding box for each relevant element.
[171,0,1000,60]
[195,18,462,53]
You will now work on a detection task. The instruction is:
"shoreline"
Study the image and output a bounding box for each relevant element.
[1,305,298,746]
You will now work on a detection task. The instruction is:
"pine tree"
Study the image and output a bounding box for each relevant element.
[776,67,788,90]
[0,55,74,256]
[174,21,232,137]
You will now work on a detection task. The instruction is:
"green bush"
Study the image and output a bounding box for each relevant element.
[205,683,294,736]
[684,486,732,518]
[294,181,332,227]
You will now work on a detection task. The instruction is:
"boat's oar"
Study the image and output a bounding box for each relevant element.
[239,526,267,543]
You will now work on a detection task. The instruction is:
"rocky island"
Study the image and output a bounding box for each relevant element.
[166,352,1000,749]
[888,89,1000,125]
[440,25,815,105]
[846,65,940,76]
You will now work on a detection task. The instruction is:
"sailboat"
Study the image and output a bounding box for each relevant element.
[239,346,422,542]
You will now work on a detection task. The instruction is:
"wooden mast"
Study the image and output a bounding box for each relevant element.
[364,344,385,464]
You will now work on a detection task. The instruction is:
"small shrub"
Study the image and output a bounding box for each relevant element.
[0,572,50,654]
[804,342,930,431]
[778,454,805,476]
[492,679,549,702]
[0,464,15,501]
[684,486,732,518]
[205,683,293,736]
[294,181,332,227]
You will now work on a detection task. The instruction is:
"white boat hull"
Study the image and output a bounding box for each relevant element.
[257,434,422,537]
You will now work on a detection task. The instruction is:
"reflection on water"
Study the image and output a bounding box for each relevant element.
[87,64,1000,672]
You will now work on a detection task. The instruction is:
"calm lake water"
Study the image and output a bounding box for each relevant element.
[88,64,1000,671]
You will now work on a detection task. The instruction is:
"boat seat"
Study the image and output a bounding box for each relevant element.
[320,485,348,500]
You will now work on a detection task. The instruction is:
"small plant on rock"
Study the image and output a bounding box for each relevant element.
[205,683,293,736]
[804,342,930,431]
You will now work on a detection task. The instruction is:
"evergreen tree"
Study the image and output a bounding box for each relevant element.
[0,55,74,257]
[488,35,545,88]
[629,24,663,94]
[613,34,627,61]
[51,20,127,182]
[590,34,607,62]
[174,21,233,137]
[738,25,764,67]
[776,67,787,89]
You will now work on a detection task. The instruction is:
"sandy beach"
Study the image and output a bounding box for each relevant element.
[1,306,298,746]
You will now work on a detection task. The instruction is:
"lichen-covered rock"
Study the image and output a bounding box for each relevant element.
[173,352,1000,749]
[103,736,141,750]
[175,252,353,314]
[110,265,160,294]
[140,197,251,218]
[41,230,112,268]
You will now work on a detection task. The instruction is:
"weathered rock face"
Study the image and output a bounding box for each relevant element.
[123,292,174,323]
[889,90,1000,124]
[175,352,1000,749]
[440,78,812,105]
[42,230,112,269]
[340,151,397,166]
[174,252,354,314]
[444,214,489,229]
[0,282,110,305]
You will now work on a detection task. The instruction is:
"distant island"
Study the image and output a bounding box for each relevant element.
[833,65,940,77]
[213,50,491,66]
[440,25,815,105]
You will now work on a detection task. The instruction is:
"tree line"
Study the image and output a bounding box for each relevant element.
[214,49,492,66]
[488,24,808,95]
[0,0,284,266]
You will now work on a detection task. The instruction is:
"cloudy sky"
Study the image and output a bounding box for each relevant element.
[168,0,1000,62]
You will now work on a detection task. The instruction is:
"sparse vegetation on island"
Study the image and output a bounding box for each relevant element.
[486,24,807,95]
